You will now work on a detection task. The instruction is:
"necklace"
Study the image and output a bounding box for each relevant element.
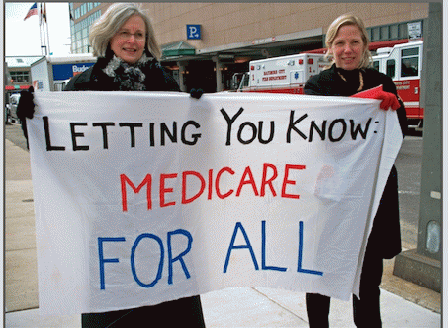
[337,71,364,92]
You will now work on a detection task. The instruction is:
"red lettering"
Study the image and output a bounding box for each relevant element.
[160,173,177,207]
[268,75,287,81]
[264,70,278,75]
[120,174,152,212]
[236,166,259,197]
[208,169,213,200]
[281,164,306,199]
[120,164,304,211]
[216,167,235,199]
[260,163,278,197]
[182,171,206,204]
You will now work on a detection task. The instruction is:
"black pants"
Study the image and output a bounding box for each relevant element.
[82,295,206,328]
[306,247,384,328]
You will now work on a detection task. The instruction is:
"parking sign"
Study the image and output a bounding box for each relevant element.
[187,25,201,40]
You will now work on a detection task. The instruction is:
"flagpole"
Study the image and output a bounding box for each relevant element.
[24,2,45,55]
[44,3,51,55]
[39,3,46,55]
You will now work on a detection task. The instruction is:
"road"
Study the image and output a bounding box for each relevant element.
[396,134,423,249]
[5,122,423,250]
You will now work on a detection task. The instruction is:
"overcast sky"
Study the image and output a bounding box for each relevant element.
[5,2,71,57]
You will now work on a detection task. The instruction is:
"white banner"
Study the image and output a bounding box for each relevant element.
[27,91,402,314]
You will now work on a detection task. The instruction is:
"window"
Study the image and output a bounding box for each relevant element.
[10,71,30,83]
[366,20,423,42]
[380,26,389,40]
[372,61,380,71]
[386,60,395,79]
[69,10,103,54]
[372,27,380,42]
[399,23,408,39]
[81,3,87,16]
[401,47,419,77]
[390,25,399,40]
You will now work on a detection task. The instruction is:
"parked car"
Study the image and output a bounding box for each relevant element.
[5,93,21,124]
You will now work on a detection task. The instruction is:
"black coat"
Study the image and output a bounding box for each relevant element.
[64,56,180,92]
[305,64,406,259]
[63,57,205,326]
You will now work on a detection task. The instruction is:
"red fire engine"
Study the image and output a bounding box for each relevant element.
[371,40,423,130]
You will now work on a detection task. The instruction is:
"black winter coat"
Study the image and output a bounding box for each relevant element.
[305,64,406,259]
[63,57,206,326]
[64,56,180,92]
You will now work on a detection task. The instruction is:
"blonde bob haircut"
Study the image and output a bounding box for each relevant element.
[89,3,161,60]
[324,14,372,69]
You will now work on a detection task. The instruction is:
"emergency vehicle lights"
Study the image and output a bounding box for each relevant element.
[299,59,304,65]
[250,66,255,70]
[308,58,314,64]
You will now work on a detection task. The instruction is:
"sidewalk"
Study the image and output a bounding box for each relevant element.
[4,134,442,327]
[4,287,442,327]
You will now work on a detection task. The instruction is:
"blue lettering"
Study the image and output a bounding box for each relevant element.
[167,229,193,285]
[297,221,323,276]
[262,221,287,272]
[131,233,164,288]
[224,222,259,273]
[98,237,126,290]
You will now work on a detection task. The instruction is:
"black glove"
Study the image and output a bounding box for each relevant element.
[190,88,204,99]
[17,86,35,121]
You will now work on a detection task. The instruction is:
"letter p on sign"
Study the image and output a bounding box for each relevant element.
[187,25,201,40]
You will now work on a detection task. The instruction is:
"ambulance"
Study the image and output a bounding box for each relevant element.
[235,53,330,94]
[371,40,423,130]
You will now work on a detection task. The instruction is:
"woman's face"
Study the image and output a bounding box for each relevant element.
[330,25,366,71]
[110,15,146,64]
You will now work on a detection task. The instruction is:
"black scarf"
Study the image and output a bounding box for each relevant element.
[102,53,152,91]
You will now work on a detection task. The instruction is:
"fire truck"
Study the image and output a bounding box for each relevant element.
[371,40,423,130]
[234,53,330,94]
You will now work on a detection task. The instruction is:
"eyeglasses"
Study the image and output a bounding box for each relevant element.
[116,30,146,42]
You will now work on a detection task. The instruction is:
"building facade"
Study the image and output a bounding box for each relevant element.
[69,2,428,92]
[4,56,42,96]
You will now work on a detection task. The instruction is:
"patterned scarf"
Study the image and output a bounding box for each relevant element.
[102,53,151,91]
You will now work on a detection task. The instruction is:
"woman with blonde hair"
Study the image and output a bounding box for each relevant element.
[304,13,407,327]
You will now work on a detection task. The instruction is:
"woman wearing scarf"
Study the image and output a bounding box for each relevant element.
[64,4,179,93]
[304,14,407,328]
[18,3,206,327]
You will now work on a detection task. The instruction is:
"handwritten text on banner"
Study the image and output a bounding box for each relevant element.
[27,91,402,314]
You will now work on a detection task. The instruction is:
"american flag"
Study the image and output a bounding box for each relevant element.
[24,3,38,21]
